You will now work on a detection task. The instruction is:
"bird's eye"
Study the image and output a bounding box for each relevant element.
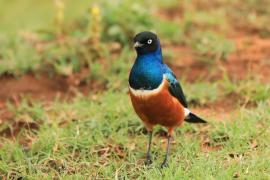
[147,39,152,44]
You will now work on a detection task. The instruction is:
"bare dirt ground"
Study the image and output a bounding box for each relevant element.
[168,35,270,83]
[0,69,106,123]
[169,34,270,120]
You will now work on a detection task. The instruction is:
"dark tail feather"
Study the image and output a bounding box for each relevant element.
[185,113,207,124]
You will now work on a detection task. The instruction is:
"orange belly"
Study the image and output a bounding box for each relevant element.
[129,79,185,129]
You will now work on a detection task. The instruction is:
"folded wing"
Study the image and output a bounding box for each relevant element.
[163,65,188,108]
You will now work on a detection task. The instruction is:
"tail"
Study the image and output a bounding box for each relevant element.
[184,108,207,124]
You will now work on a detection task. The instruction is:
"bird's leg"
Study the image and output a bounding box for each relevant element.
[161,134,172,168]
[145,131,153,165]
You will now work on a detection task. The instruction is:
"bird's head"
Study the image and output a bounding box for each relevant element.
[133,31,160,55]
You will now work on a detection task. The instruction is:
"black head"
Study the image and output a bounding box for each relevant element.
[133,31,159,55]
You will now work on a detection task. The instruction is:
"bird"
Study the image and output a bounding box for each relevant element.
[128,31,207,168]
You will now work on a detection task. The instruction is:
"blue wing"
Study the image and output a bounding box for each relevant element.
[163,65,188,108]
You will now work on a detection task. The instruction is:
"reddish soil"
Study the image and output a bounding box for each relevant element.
[167,35,270,83]
[0,69,105,102]
[0,69,106,124]
[0,73,69,102]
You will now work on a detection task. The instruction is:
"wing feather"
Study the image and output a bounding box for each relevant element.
[163,65,188,108]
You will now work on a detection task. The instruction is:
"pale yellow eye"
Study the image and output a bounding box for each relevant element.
[147,39,152,44]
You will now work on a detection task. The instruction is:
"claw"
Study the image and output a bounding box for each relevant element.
[160,161,169,168]
[144,157,153,166]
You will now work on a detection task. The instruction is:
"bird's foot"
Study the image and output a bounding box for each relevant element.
[160,161,169,168]
[144,155,153,166]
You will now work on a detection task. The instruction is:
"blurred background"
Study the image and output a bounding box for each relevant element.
[1,0,270,99]
[0,0,269,178]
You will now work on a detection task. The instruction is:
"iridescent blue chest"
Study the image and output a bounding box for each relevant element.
[129,54,163,90]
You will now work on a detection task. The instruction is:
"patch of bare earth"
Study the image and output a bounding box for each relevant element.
[0,70,106,123]
[167,34,270,83]
[0,73,69,102]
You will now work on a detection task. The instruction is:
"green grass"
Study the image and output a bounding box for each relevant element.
[0,0,270,179]
[0,91,269,179]
[220,74,270,103]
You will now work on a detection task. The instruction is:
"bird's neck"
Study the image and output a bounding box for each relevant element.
[137,46,163,62]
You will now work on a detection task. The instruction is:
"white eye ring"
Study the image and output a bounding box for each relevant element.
[147,39,152,44]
